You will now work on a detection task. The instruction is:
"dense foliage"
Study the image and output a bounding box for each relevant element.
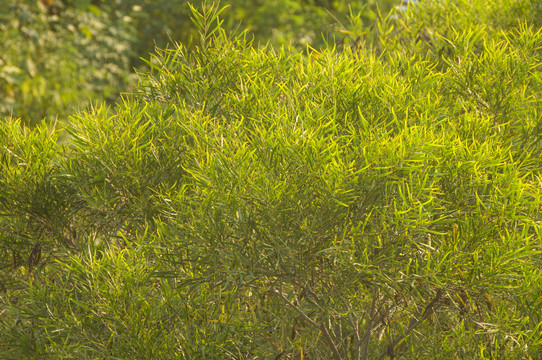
[1,0,541,359]
[0,0,396,126]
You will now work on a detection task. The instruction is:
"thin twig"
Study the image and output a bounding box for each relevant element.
[345,303,361,360]
[269,287,318,327]
[377,289,443,360]
[269,287,343,360]
[319,323,343,360]
[361,287,378,360]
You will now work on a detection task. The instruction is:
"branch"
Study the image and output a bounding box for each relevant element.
[269,287,343,360]
[361,288,378,360]
[377,289,443,360]
[347,308,361,360]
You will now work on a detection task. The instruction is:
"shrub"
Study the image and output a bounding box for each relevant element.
[1,2,541,359]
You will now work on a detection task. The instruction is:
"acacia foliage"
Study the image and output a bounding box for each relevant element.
[0,0,396,126]
[1,1,541,359]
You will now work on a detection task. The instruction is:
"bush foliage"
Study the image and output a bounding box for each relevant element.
[1,1,541,359]
[0,0,396,126]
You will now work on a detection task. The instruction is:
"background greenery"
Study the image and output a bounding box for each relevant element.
[1,0,541,359]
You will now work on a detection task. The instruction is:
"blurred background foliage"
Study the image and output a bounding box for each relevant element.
[0,0,399,126]
[0,0,136,124]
